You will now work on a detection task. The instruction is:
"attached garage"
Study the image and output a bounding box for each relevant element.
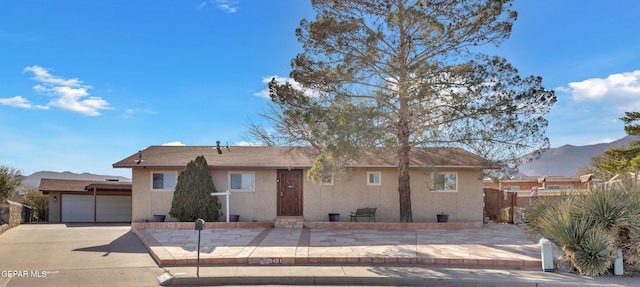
[40,179,132,223]
[61,194,94,222]
[96,195,132,222]
[60,194,132,222]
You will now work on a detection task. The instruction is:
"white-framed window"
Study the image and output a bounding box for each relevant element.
[151,172,177,191]
[432,172,458,192]
[322,175,334,186]
[229,172,255,191]
[503,185,520,191]
[367,171,381,186]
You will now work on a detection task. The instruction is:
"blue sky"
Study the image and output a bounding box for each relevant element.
[1,0,639,178]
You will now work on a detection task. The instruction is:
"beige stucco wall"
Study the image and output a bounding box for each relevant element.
[212,169,278,222]
[132,167,183,222]
[131,166,483,223]
[304,168,483,222]
[132,168,279,222]
[48,192,61,223]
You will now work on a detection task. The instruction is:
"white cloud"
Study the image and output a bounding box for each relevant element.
[0,96,33,108]
[162,141,186,146]
[253,75,320,99]
[0,96,49,110]
[563,70,640,111]
[215,0,238,13]
[123,108,157,119]
[21,65,113,116]
[24,65,84,87]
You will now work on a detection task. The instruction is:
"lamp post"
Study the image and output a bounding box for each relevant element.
[194,218,205,277]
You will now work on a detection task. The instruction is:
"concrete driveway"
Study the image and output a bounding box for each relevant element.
[0,224,162,287]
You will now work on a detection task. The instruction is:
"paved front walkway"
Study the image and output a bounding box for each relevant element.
[134,224,542,270]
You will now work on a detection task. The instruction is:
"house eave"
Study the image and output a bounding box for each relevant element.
[113,164,488,170]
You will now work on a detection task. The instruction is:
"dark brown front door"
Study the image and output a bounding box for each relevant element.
[277,169,303,216]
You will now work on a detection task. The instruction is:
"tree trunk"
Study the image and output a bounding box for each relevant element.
[398,109,413,222]
[398,142,413,222]
[397,8,412,222]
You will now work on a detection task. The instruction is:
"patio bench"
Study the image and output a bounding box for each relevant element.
[350,208,377,222]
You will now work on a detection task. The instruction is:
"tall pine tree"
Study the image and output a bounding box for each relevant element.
[249,0,556,222]
[169,155,222,221]
[595,112,640,175]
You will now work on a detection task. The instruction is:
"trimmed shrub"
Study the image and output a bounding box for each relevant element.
[169,155,222,222]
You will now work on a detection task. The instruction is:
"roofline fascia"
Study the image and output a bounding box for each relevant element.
[113,164,490,169]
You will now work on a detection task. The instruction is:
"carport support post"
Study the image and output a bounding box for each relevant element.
[211,190,231,222]
[92,187,97,224]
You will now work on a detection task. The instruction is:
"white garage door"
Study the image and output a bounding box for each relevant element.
[61,194,132,222]
[61,194,93,222]
[96,195,132,222]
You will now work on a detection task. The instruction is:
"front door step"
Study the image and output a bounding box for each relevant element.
[274,216,304,228]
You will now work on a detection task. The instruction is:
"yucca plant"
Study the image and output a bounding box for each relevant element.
[527,196,561,231]
[573,228,614,276]
[528,177,640,275]
[579,183,632,233]
[536,198,590,251]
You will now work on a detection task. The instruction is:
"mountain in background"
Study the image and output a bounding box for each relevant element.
[20,171,130,191]
[517,136,640,176]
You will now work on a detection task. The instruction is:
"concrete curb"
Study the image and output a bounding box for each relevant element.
[160,275,526,286]
[156,266,637,287]
[158,274,626,287]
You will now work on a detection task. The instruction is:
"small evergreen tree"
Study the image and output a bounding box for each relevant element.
[594,111,640,175]
[0,165,22,199]
[169,155,222,222]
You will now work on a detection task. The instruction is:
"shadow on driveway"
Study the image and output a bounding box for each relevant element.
[73,231,148,256]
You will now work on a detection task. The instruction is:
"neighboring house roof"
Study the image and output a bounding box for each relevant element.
[39,178,132,194]
[112,146,490,169]
[485,175,593,183]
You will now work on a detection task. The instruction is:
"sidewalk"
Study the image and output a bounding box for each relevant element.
[158,266,638,287]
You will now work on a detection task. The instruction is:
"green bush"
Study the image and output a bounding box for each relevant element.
[23,188,48,221]
[169,155,222,222]
[578,184,633,233]
[573,228,614,276]
[528,179,640,275]
[0,165,22,199]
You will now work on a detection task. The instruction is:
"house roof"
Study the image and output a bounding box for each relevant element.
[484,175,596,183]
[39,178,132,194]
[112,146,490,169]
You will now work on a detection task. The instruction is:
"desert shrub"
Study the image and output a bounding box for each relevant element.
[572,228,614,276]
[526,196,562,230]
[528,179,640,275]
[578,183,633,234]
[23,188,48,221]
[619,226,640,272]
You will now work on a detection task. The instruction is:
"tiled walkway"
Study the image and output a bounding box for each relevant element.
[134,224,541,270]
